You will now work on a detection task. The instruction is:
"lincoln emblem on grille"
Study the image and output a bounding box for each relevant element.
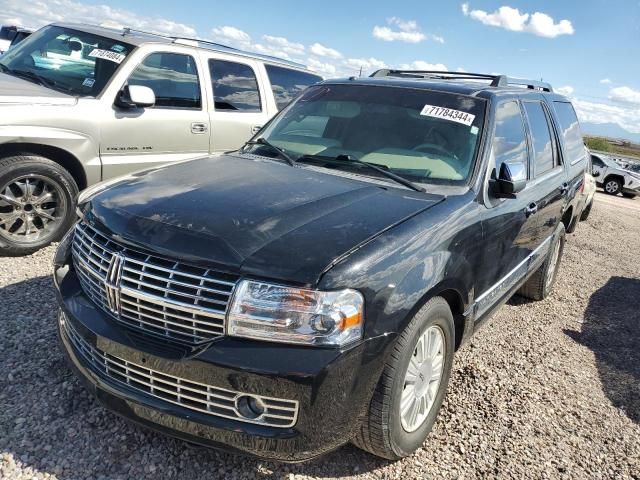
[105,253,124,314]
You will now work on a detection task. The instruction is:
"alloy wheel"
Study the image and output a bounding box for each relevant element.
[0,174,66,244]
[400,326,445,432]
[605,180,619,193]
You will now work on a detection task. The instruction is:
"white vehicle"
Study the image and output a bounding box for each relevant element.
[591,153,640,198]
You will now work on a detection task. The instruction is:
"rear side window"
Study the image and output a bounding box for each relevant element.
[128,52,201,109]
[265,65,322,110]
[491,101,528,177]
[523,102,556,176]
[591,155,605,167]
[209,59,261,112]
[554,101,585,165]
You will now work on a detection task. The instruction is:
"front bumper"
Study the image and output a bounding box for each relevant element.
[623,186,640,196]
[54,262,392,461]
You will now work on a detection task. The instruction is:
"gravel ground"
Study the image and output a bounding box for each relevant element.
[1,191,639,480]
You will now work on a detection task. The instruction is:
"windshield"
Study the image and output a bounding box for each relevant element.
[0,25,134,97]
[257,84,486,185]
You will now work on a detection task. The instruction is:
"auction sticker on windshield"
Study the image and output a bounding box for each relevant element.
[420,105,476,126]
[88,48,126,64]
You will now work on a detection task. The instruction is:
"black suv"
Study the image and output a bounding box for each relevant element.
[53,70,586,461]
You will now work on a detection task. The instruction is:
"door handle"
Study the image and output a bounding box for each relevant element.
[251,125,262,134]
[559,182,569,195]
[191,122,208,134]
[525,202,538,217]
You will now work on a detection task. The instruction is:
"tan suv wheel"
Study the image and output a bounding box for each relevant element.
[0,155,78,256]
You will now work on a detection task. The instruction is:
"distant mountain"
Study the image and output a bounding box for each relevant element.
[581,122,640,143]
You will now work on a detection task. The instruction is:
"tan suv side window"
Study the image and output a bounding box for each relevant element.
[128,52,201,109]
[209,59,261,112]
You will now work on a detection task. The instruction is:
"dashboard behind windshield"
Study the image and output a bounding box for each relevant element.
[260,84,487,185]
[0,25,134,97]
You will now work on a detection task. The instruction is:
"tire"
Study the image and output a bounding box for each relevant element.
[352,297,455,460]
[603,177,622,195]
[517,224,565,301]
[580,200,593,221]
[0,155,78,256]
[622,193,636,199]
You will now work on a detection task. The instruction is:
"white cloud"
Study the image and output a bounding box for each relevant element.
[556,85,574,96]
[345,57,387,72]
[306,57,337,77]
[0,0,197,36]
[309,43,342,59]
[572,97,640,134]
[211,25,251,45]
[609,86,640,105]
[461,3,574,38]
[600,78,612,85]
[262,35,305,56]
[399,60,448,72]
[372,17,441,43]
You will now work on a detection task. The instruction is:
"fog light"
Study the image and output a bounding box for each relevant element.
[235,395,266,419]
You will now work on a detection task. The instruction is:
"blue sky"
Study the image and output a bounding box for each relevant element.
[2,0,639,138]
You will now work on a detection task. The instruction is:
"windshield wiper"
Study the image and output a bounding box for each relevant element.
[242,137,297,167]
[10,69,55,88]
[301,154,425,192]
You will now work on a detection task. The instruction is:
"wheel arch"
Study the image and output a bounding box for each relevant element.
[603,173,625,188]
[0,143,87,190]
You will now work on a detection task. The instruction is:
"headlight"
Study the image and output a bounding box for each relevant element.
[227,280,364,346]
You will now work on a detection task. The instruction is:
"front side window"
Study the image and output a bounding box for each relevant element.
[553,101,585,164]
[0,25,134,96]
[209,59,261,112]
[591,155,605,167]
[524,102,556,176]
[128,52,201,109]
[265,65,322,110]
[491,101,528,178]
[259,84,486,185]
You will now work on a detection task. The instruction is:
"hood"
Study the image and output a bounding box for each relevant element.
[83,154,444,285]
[0,72,77,105]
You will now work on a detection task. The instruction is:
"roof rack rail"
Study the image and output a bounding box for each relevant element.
[369,69,553,92]
[170,36,309,70]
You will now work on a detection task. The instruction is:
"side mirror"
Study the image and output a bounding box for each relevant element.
[492,161,526,199]
[115,85,155,109]
[592,170,600,178]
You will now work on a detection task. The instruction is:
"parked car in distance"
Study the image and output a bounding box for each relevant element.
[591,153,640,198]
[54,70,586,461]
[576,150,597,222]
[0,23,322,255]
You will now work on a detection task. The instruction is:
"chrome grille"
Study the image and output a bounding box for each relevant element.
[71,221,238,345]
[61,314,298,428]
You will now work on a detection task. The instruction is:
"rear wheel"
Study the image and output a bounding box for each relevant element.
[0,155,78,256]
[517,225,565,301]
[352,297,455,460]
[603,178,622,195]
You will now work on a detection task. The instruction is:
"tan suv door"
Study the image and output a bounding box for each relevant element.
[99,51,210,179]
[203,56,274,152]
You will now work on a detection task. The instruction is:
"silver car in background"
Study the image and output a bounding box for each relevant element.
[0,23,322,255]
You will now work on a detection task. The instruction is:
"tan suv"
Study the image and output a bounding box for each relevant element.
[0,23,321,255]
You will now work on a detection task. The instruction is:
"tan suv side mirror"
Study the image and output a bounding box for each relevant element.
[116,85,156,109]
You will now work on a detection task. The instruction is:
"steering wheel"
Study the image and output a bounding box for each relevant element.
[413,143,458,160]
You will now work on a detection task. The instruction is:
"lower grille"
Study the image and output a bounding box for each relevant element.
[61,313,298,428]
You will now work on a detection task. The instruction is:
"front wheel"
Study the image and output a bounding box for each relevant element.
[352,297,455,460]
[603,178,622,195]
[0,155,78,256]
